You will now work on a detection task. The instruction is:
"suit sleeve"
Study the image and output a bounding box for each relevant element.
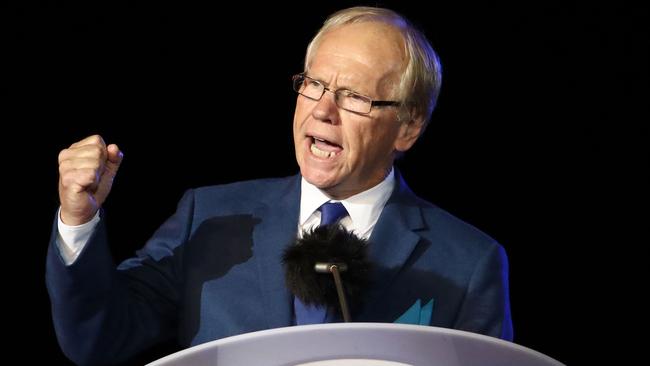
[45,189,196,365]
[453,243,514,341]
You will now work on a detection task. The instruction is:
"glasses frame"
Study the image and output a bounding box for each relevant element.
[292,73,400,115]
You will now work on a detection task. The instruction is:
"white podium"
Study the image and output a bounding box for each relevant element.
[148,323,563,366]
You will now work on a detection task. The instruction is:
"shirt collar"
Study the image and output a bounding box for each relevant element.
[299,167,395,232]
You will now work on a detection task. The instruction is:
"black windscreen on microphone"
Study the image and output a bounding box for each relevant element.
[282,224,370,312]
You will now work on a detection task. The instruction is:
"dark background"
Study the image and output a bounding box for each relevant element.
[5,1,647,365]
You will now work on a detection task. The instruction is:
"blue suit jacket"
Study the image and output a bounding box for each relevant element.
[46,173,512,365]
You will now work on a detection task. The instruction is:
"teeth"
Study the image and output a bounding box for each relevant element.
[311,143,335,158]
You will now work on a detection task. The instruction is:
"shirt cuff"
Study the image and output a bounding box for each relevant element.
[56,209,101,265]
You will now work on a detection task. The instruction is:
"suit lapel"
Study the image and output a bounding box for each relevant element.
[253,176,301,329]
[369,202,422,282]
[361,171,425,318]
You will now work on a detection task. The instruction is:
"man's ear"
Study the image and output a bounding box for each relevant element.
[394,114,425,152]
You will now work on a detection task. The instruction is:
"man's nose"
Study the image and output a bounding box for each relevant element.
[311,89,340,124]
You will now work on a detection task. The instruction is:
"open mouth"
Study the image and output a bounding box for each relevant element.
[309,136,343,159]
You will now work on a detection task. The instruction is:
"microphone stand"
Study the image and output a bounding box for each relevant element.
[315,262,351,322]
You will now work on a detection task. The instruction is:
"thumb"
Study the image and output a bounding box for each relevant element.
[105,143,124,173]
[93,143,123,206]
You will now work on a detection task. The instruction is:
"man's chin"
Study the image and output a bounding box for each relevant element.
[300,167,340,187]
[303,173,336,189]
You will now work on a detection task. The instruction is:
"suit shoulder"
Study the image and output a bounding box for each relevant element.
[393,172,502,254]
[188,175,298,210]
[417,198,502,254]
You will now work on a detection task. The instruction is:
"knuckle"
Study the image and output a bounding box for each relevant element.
[58,149,67,163]
[59,159,70,172]
[89,135,106,146]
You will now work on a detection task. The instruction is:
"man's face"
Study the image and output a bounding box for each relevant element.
[293,22,421,199]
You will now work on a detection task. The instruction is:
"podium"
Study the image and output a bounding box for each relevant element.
[148,323,563,366]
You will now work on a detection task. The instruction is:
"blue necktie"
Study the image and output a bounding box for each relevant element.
[294,202,348,325]
[319,202,348,227]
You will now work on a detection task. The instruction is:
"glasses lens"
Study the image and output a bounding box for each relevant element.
[294,75,323,101]
[337,91,372,114]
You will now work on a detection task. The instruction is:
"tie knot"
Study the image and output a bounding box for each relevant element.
[319,202,348,226]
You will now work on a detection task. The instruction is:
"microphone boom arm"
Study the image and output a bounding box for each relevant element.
[315,262,351,322]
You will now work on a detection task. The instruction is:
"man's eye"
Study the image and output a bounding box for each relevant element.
[345,92,368,101]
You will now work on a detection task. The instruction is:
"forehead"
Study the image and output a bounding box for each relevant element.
[309,22,406,93]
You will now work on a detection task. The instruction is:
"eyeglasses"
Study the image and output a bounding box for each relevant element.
[292,73,400,115]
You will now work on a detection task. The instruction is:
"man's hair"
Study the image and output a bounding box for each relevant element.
[304,6,442,127]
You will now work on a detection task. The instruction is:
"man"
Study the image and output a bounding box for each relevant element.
[48,6,513,365]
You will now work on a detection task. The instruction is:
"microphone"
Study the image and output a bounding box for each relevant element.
[282,224,370,321]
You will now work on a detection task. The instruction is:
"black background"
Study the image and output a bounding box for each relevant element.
[5,1,647,365]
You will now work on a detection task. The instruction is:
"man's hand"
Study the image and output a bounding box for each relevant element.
[58,135,123,225]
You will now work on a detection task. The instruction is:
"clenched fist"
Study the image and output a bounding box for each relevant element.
[58,135,124,225]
